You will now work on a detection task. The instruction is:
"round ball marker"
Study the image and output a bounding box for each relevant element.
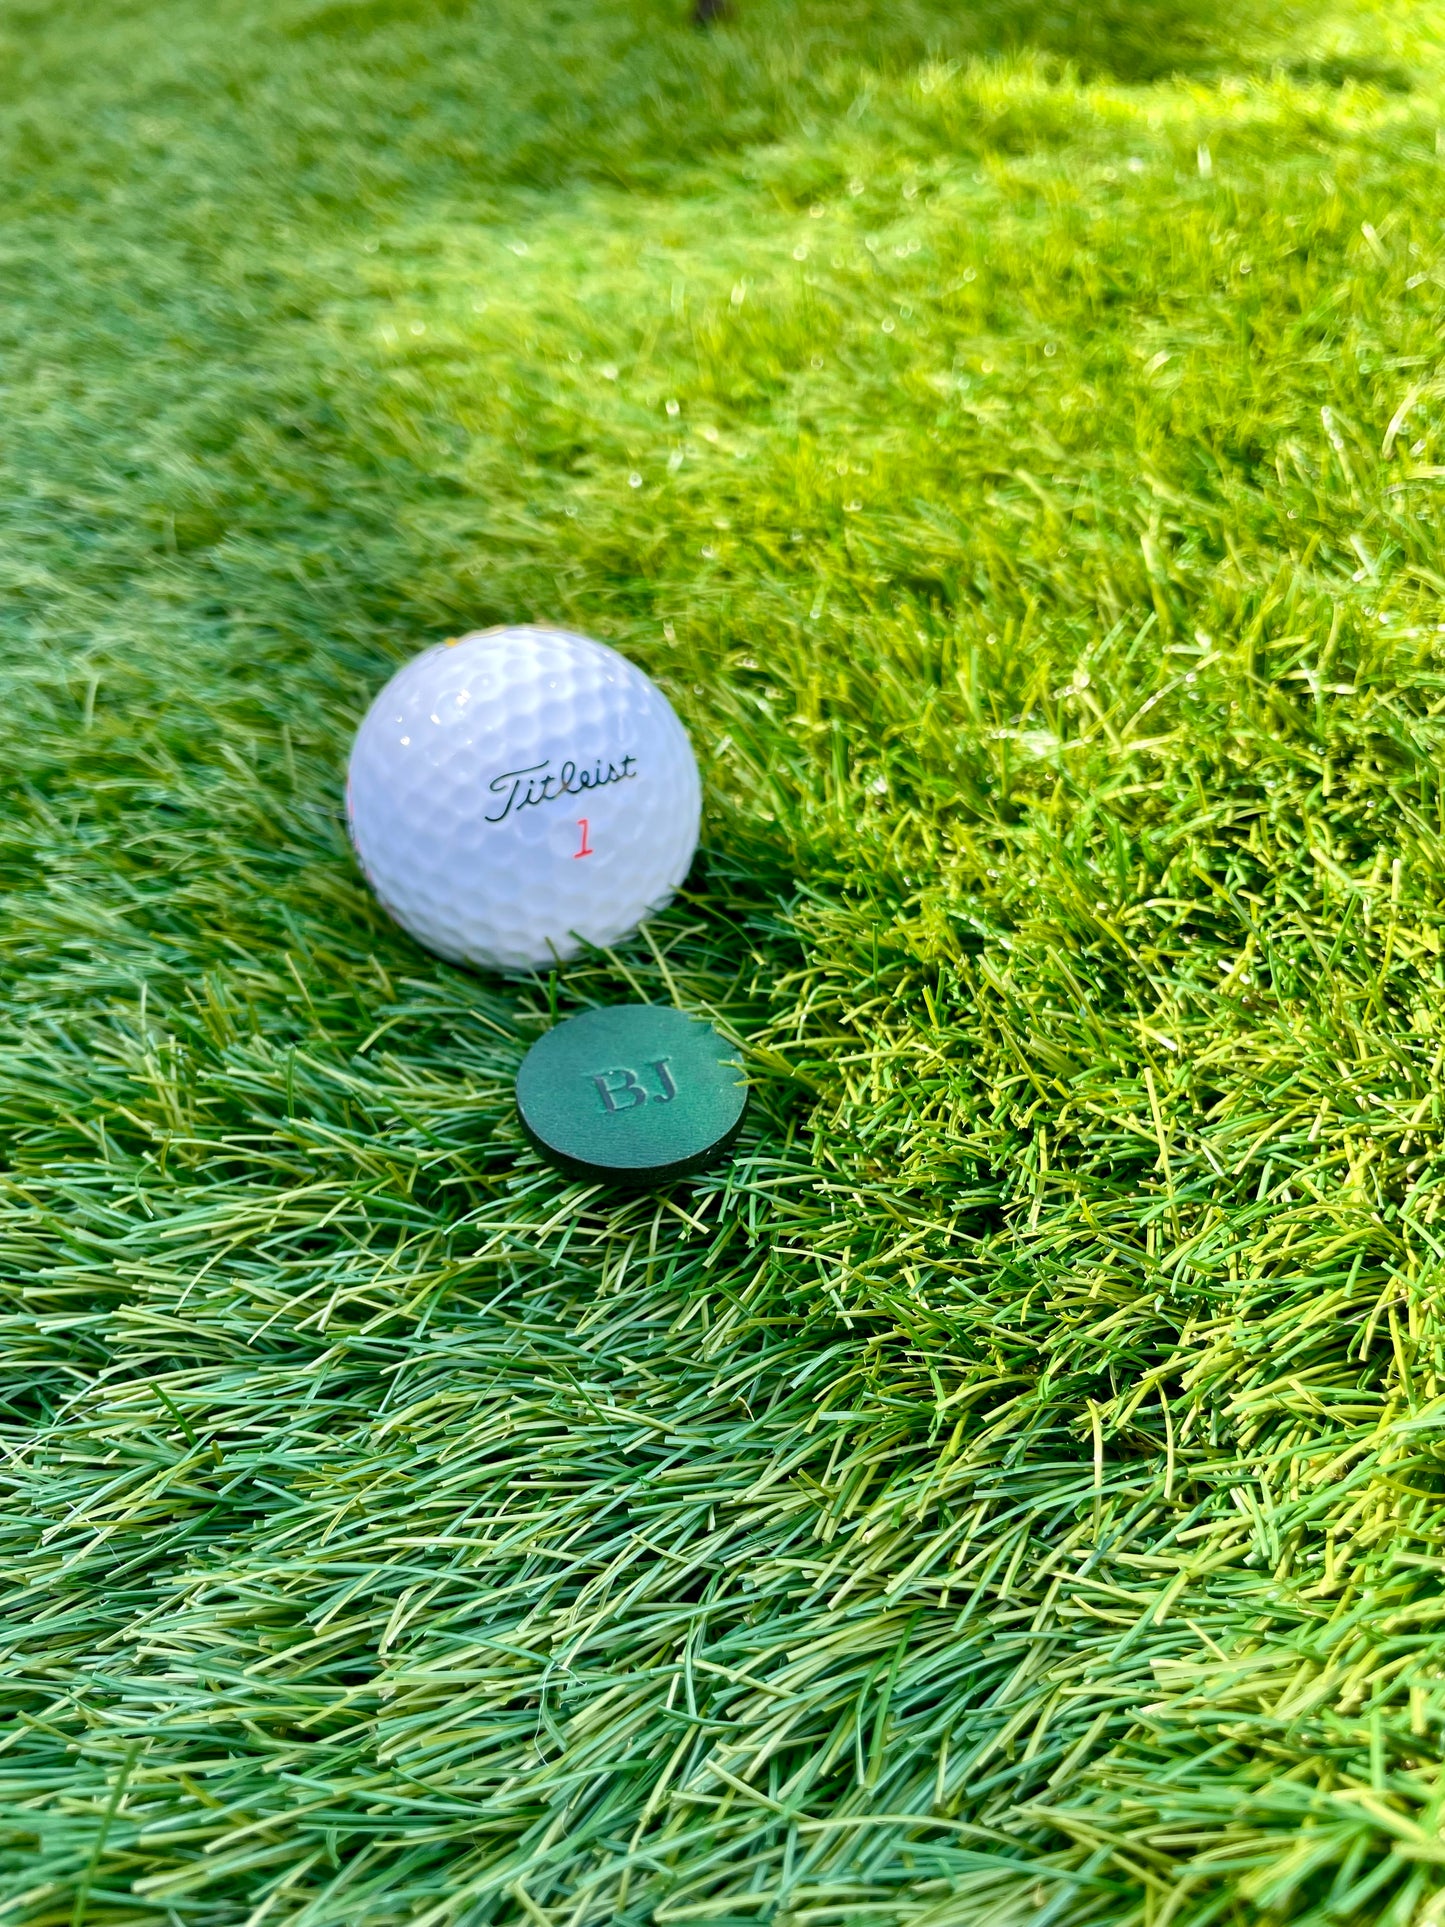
[516,1005,748,1187]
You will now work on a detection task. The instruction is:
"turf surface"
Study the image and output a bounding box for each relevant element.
[4,0,1445,1920]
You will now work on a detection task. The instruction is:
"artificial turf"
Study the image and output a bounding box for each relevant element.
[4,0,1445,1920]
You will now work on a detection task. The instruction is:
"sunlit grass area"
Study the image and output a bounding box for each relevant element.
[5,0,1445,1920]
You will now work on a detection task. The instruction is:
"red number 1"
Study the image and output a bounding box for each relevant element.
[574,818,594,859]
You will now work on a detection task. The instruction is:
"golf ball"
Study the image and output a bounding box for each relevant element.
[346,625,701,972]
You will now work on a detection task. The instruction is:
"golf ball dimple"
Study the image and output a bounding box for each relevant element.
[346,625,701,972]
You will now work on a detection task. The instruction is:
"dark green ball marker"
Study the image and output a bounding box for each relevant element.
[516,1005,748,1187]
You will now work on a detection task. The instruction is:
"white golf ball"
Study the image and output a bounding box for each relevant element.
[347,625,701,972]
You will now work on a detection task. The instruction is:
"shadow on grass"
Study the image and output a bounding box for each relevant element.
[258,0,1315,213]
[1272,52,1413,91]
[280,0,1252,82]
[704,0,1414,91]
[724,0,1246,84]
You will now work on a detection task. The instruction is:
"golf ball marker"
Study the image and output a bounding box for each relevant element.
[516,1006,748,1185]
[347,626,701,973]
[590,1057,677,1111]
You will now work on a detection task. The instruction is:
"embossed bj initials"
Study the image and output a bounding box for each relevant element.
[591,1059,678,1113]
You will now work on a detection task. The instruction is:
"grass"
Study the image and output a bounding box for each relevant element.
[5,0,1445,1919]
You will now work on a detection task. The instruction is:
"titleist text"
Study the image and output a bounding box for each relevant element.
[485,754,638,824]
